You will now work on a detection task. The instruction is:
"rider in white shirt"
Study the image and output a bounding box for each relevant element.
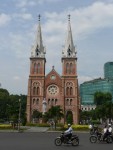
[103,125,108,140]
[108,124,112,134]
[64,124,73,140]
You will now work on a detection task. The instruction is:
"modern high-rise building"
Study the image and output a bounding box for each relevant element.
[80,62,113,111]
[104,62,113,79]
[26,15,80,124]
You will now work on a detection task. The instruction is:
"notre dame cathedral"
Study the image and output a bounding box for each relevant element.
[26,15,80,124]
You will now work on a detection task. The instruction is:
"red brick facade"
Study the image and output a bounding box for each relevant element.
[27,59,79,124]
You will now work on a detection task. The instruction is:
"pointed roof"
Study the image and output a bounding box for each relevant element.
[45,66,62,87]
[62,15,76,58]
[46,66,61,79]
[31,14,46,58]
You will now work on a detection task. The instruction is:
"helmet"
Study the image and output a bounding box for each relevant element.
[108,124,111,127]
[68,123,71,127]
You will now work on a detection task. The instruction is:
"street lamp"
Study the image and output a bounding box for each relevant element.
[18,99,21,132]
[55,104,58,130]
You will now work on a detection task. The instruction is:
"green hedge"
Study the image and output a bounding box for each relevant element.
[26,123,50,127]
[0,124,12,130]
[90,120,101,125]
[26,123,90,131]
[63,124,89,131]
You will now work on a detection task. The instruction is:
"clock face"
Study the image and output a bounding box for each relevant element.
[51,75,56,80]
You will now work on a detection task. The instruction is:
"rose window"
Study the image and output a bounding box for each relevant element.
[48,85,58,95]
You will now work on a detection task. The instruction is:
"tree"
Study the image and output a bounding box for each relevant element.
[94,92,112,105]
[79,110,91,124]
[94,92,104,105]
[0,88,10,120]
[43,105,64,129]
[32,110,42,123]
[94,91,112,122]
[66,112,73,124]
[0,88,27,125]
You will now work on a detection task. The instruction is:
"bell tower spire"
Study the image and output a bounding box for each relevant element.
[27,15,46,123]
[62,14,76,58]
[31,14,46,58]
[61,15,79,124]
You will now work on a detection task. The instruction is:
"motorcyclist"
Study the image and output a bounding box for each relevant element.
[64,123,73,141]
[103,125,108,141]
[108,124,112,135]
[89,124,93,129]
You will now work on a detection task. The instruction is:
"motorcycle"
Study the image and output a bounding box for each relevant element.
[90,126,98,135]
[89,131,112,143]
[54,132,79,146]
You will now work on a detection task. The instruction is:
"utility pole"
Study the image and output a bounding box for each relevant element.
[18,99,21,132]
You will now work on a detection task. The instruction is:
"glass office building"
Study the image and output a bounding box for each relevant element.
[104,62,113,79]
[80,62,113,106]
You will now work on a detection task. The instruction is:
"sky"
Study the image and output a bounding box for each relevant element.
[0,0,113,95]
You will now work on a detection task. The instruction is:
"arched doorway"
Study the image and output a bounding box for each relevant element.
[32,110,42,123]
[66,110,73,124]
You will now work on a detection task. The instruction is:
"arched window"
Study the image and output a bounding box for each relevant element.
[36,47,40,56]
[67,45,71,57]
[37,63,40,73]
[70,99,72,105]
[36,99,39,105]
[66,99,69,105]
[34,63,37,73]
[51,99,54,105]
[66,87,70,96]
[48,99,50,105]
[70,87,73,95]
[37,87,40,95]
[55,99,57,105]
[70,63,73,73]
[66,63,69,74]
[33,99,35,104]
[33,87,36,95]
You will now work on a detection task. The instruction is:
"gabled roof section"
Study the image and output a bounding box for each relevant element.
[62,15,76,58]
[31,15,46,58]
[46,66,61,79]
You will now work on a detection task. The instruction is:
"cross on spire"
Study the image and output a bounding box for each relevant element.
[52,66,54,69]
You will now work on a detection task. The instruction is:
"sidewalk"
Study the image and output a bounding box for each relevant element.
[24,126,49,132]
[0,126,89,133]
[0,126,49,133]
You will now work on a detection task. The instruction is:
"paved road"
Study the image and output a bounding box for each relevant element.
[0,132,113,150]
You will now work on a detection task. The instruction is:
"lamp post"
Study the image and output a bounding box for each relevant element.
[55,104,58,130]
[18,99,21,132]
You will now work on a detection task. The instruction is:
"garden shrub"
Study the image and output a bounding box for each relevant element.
[63,124,89,131]
[0,124,12,129]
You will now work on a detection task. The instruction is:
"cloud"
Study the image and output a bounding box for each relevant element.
[13,76,21,80]
[16,0,36,8]
[0,13,11,27]
[8,32,31,59]
[44,2,113,40]
[74,2,113,38]
[78,76,97,84]
[16,0,60,8]
[12,13,33,20]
